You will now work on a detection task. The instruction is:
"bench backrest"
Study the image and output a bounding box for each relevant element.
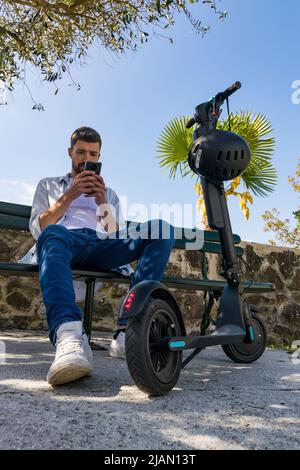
[0,201,244,256]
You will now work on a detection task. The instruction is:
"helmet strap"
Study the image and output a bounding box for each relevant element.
[226,97,231,131]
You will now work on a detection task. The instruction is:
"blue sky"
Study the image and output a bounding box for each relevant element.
[0,0,299,244]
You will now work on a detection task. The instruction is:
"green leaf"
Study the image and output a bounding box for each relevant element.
[156,0,161,14]
[156,116,195,178]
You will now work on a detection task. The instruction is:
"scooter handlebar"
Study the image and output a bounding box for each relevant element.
[186,117,196,129]
[186,82,241,128]
[216,81,241,102]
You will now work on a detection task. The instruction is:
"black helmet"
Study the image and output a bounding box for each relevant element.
[188,129,251,181]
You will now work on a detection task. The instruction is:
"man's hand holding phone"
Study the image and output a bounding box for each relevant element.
[84,173,106,206]
[83,161,106,206]
[68,161,106,205]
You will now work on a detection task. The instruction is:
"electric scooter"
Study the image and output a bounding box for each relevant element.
[118,82,267,396]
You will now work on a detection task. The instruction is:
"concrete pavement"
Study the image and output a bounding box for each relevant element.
[0,330,299,450]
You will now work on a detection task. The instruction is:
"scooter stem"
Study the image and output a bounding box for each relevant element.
[201,176,241,285]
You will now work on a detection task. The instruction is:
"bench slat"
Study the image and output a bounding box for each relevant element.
[174,227,241,244]
[0,201,31,218]
[126,221,241,244]
[0,214,29,230]
[173,239,244,256]
[0,262,275,293]
[161,277,275,293]
[0,263,39,275]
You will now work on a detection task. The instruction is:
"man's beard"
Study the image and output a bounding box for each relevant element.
[72,161,85,175]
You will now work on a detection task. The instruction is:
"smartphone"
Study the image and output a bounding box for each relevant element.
[84,161,102,175]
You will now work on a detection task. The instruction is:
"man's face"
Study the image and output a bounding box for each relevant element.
[68,140,101,176]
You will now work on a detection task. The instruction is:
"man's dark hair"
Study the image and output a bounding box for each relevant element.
[70,126,102,149]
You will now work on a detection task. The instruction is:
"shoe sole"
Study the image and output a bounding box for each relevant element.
[47,363,92,386]
[108,350,126,360]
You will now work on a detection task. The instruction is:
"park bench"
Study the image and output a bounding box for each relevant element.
[0,200,275,341]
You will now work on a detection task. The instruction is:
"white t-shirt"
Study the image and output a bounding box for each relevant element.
[61,193,105,232]
[61,175,122,235]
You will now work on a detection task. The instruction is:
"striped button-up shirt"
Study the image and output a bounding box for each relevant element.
[18,172,133,300]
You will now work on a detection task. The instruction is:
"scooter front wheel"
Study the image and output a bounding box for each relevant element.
[125,296,183,396]
[222,313,267,363]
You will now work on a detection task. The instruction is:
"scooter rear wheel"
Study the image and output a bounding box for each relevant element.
[126,296,183,396]
[222,313,267,363]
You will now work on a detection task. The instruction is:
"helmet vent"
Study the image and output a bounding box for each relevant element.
[226,151,231,161]
[241,150,244,159]
[230,169,235,178]
[217,151,222,161]
[234,151,238,160]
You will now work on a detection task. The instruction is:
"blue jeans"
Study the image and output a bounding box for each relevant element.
[36,220,175,344]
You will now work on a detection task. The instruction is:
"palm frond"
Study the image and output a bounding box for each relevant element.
[156,116,194,179]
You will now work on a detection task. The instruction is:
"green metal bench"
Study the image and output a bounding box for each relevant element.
[0,200,275,339]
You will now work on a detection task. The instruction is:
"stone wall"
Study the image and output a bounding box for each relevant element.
[0,229,299,346]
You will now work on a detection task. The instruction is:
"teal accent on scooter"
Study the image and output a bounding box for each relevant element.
[169,341,186,349]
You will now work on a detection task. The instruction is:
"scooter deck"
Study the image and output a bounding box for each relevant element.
[168,325,245,351]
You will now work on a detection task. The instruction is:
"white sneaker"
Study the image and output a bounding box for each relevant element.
[47,321,93,386]
[108,330,126,360]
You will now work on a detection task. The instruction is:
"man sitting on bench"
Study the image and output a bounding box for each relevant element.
[23,126,174,386]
